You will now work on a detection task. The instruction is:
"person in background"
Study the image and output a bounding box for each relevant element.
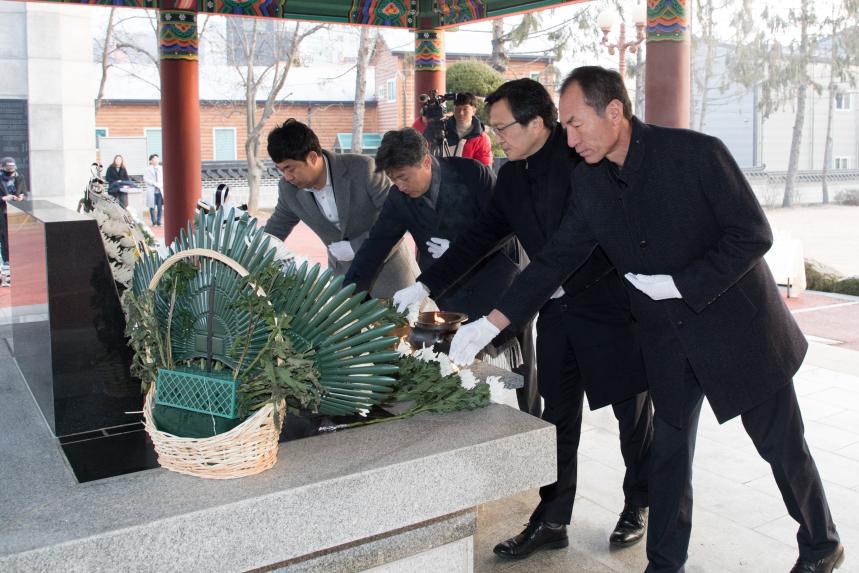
[443,92,492,166]
[143,153,163,226]
[0,156,27,278]
[105,154,132,208]
[264,119,417,298]
[411,108,429,134]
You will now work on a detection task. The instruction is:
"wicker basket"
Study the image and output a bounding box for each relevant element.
[143,388,284,479]
[143,248,284,479]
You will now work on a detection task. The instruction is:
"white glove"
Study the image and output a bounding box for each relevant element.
[624,273,683,301]
[264,233,293,262]
[392,281,430,313]
[328,240,355,262]
[449,316,501,366]
[426,237,450,259]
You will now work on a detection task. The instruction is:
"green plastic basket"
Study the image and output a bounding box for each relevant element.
[155,366,241,419]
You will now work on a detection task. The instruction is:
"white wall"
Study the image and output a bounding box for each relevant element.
[23,2,96,209]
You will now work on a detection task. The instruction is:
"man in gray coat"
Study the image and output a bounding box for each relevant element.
[264,119,417,298]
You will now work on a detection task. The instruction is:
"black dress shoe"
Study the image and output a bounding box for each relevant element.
[609,503,647,547]
[493,521,569,559]
[790,544,845,573]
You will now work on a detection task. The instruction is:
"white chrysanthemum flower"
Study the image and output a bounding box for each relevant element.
[111,263,133,286]
[119,248,137,266]
[102,238,121,260]
[118,234,136,247]
[484,375,507,403]
[406,304,420,326]
[395,339,412,357]
[458,368,478,390]
[413,345,439,363]
[93,210,108,225]
[437,353,458,377]
[357,408,370,418]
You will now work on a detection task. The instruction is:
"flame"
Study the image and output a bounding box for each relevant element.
[433,314,446,324]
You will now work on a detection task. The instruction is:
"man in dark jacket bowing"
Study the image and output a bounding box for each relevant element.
[392,79,653,559]
[345,127,540,417]
[448,67,843,573]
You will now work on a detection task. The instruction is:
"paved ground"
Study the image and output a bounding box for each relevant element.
[474,345,859,572]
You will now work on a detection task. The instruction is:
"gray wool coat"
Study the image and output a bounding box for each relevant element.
[264,150,418,299]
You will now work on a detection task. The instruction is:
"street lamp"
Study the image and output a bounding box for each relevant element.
[598,4,647,79]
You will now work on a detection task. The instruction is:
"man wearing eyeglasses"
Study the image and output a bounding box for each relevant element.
[264,119,417,298]
[392,78,653,559]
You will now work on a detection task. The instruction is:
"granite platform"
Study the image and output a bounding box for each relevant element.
[0,336,555,572]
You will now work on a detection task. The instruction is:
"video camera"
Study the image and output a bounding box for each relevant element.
[418,89,457,156]
[418,89,457,121]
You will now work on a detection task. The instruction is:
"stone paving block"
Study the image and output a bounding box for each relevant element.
[574,458,631,517]
[794,396,849,422]
[743,449,859,490]
[684,506,795,572]
[691,467,789,530]
[837,441,859,462]
[794,375,838,397]
[575,427,628,476]
[808,388,859,413]
[693,435,773,484]
[823,410,859,435]
[804,420,859,453]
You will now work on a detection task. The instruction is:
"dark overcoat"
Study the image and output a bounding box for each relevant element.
[346,156,522,322]
[494,118,806,425]
[419,127,647,409]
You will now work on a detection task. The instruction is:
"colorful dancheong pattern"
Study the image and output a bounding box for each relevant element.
[415,29,444,71]
[159,10,198,61]
[647,0,688,42]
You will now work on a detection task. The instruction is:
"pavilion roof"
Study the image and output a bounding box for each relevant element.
[43,0,587,29]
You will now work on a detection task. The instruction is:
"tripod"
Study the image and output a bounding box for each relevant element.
[425,118,452,158]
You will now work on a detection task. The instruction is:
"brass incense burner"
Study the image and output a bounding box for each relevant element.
[407,311,469,354]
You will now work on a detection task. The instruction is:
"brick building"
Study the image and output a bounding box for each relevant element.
[94,37,553,163]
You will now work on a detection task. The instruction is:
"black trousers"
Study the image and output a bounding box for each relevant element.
[0,210,8,264]
[529,298,653,525]
[646,363,840,573]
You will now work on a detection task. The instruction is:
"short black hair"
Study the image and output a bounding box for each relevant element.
[148,154,159,161]
[485,78,557,129]
[267,118,322,163]
[374,128,428,172]
[454,92,477,107]
[560,66,633,120]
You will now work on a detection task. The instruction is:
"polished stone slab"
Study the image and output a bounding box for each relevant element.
[8,200,139,438]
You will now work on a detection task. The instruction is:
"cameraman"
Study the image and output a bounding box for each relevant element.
[444,92,492,166]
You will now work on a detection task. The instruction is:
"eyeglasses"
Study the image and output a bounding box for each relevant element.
[489,120,520,137]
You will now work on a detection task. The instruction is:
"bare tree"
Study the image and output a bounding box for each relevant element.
[351,27,375,154]
[821,1,859,203]
[94,8,119,113]
[224,19,325,212]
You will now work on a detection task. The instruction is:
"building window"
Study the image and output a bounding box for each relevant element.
[144,128,162,159]
[530,71,541,82]
[387,78,397,102]
[95,128,108,147]
[378,84,386,100]
[834,157,849,169]
[213,128,237,161]
[835,93,851,110]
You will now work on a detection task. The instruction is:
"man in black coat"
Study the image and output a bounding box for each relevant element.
[397,79,653,559]
[450,66,844,573]
[345,127,539,416]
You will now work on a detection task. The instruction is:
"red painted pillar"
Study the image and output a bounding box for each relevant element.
[158,4,200,245]
[414,28,446,116]
[644,0,690,129]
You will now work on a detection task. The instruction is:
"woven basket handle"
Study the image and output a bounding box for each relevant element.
[147,247,267,299]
